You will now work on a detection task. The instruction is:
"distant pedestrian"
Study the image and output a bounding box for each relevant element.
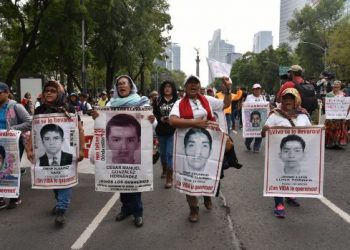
[0,82,32,210]
[97,91,108,107]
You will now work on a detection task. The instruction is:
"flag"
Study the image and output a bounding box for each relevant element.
[206,58,232,83]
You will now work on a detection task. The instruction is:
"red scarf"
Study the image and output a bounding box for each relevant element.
[179,94,215,121]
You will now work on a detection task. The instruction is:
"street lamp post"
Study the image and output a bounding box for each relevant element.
[299,41,327,70]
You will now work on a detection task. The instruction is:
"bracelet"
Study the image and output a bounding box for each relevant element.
[224,88,231,95]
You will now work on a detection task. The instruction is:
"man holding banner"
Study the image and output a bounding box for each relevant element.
[242,83,269,152]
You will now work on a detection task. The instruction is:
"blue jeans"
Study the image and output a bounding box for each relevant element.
[158,135,174,170]
[245,137,262,151]
[225,114,231,133]
[231,109,238,127]
[120,192,143,218]
[54,188,72,210]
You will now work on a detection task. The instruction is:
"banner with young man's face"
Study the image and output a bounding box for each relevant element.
[173,127,226,197]
[31,113,79,189]
[242,102,270,138]
[263,126,325,198]
[0,130,21,198]
[94,107,153,193]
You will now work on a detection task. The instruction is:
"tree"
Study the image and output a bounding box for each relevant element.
[0,0,50,87]
[288,0,344,78]
[328,16,350,80]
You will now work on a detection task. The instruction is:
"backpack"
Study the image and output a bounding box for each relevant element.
[294,81,318,113]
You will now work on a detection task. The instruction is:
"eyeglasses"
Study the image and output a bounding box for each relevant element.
[117,81,129,87]
[44,88,57,93]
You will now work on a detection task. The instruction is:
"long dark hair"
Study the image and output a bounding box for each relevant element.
[158,80,178,101]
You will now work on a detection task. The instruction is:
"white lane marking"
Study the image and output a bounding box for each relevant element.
[219,191,241,250]
[71,193,119,250]
[320,197,350,224]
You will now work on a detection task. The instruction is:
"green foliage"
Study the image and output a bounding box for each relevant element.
[328,16,350,80]
[230,45,294,94]
[288,0,345,78]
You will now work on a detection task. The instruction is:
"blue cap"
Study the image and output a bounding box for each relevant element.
[0,82,9,92]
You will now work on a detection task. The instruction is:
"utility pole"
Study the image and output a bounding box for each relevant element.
[81,0,87,94]
[195,48,200,77]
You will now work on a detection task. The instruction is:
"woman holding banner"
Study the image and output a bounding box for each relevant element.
[262,88,311,218]
[169,75,232,223]
[91,75,156,228]
[26,80,85,226]
[0,82,32,210]
[153,80,178,188]
[325,80,348,148]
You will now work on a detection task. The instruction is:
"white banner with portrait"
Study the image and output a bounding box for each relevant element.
[31,113,79,189]
[263,126,325,198]
[325,97,350,119]
[242,102,270,138]
[0,130,21,198]
[173,127,226,196]
[94,107,153,193]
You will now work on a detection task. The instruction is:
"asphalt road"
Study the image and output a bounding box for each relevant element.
[1,116,349,250]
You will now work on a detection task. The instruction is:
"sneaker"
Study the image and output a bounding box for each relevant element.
[55,210,66,226]
[0,198,7,209]
[7,197,21,209]
[286,197,300,207]
[115,211,131,221]
[274,203,286,218]
[134,217,144,227]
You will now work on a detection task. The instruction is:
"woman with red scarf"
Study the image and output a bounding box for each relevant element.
[169,75,232,222]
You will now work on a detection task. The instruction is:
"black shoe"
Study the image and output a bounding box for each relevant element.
[51,207,57,216]
[7,197,21,209]
[286,198,300,207]
[134,217,143,227]
[55,209,66,226]
[245,144,251,151]
[115,212,130,222]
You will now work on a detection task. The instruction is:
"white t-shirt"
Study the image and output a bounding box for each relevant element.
[245,94,266,103]
[264,113,311,127]
[169,95,224,119]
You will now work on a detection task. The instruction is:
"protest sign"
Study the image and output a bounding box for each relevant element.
[31,113,79,189]
[0,130,21,198]
[94,107,153,193]
[173,127,226,196]
[242,102,269,138]
[263,126,324,198]
[213,110,227,132]
[325,97,350,119]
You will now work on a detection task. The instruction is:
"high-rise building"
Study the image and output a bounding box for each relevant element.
[208,29,235,63]
[226,52,242,65]
[253,31,273,53]
[154,43,181,71]
[279,0,311,48]
[208,29,235,82]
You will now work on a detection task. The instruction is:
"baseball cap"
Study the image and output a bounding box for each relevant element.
[252,83,262,89]
[0,82,9,92]
[184,75,201,85]
[70,92,78,97]
[288,65,303,73]
[101,91,107,95]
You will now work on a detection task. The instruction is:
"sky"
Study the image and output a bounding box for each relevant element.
[167,0,280,86]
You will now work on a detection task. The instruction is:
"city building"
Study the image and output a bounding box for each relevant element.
[226,52,242,65]
[208,29,235,82]
[279,0,311,48]
[253,31,273,53]
[154,43,181,71]
[208,29,235,63]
